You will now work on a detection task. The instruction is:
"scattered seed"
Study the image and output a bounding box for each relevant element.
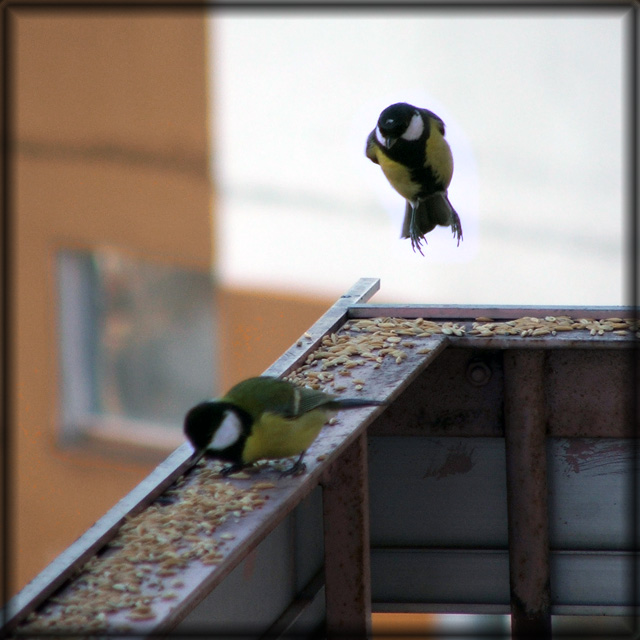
[532,327,551,336]
[228,472,251,480]
[127,610,156,621]
[253,482,276,490]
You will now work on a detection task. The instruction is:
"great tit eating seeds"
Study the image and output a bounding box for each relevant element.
[366,102,463,254]
[184,376,384,476]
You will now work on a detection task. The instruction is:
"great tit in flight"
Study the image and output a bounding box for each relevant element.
[366,102,463,254]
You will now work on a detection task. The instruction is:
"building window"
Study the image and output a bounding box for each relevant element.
[56,248,217,457]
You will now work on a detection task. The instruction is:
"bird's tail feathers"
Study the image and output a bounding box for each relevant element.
[330,398,386,410]
[401,192,463,250]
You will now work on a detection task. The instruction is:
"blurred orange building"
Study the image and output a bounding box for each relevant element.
[9,9,431,636]
[10,9,328,596]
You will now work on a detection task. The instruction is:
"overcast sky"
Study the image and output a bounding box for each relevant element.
[208,8,628,307]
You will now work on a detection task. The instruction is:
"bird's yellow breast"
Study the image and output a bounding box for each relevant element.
[424,123,454,188]
[241,410,329,463]
[372,119,453,200]
[376,152,422,201]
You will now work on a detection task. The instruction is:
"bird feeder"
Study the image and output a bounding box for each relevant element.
[3,278,637,639]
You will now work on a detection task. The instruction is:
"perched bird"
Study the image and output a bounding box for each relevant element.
[366,102,463,254]
[184,376,384,476]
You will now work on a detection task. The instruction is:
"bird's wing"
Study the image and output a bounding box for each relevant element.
[225,377,336,419]
[420,108,446,136]
[365,130,380,164]
[223,377,297,420]
[294,386,337,416]
[296,387,384,415]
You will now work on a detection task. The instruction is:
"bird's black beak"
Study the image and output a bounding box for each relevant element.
[384,137,397,150]
[190,447,206,466]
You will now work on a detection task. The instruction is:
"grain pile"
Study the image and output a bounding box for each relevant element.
[18,464,275,634]
[467,315,637,338]
[286,315,637,393]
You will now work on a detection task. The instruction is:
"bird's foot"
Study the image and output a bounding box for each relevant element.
[220,462,245,477]
[409,230,426,255]
[280,453,307,477]
[408,216,426,255]
[450,211,463,247]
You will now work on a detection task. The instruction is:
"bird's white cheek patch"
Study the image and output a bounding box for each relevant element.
[375,125,387,147]
[401,113,424,141]
[209,410,242,450]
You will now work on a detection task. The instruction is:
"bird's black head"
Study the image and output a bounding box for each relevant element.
[183,400,250,462]
[377,102,418,138]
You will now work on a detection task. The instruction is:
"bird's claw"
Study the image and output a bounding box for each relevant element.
[451,211,463,247]
[409,218,426,255]
[220,463,244,477]
[410,235,426,255]
[280,460,307,477]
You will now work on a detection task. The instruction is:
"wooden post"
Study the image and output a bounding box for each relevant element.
[322,433,372,639]
[504,350,552,639]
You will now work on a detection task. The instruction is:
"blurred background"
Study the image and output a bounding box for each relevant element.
[212,11,626,305]
[7,4,630,636]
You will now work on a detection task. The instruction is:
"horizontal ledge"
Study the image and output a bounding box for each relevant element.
[348,303,637,320]
[372,602,635,617]
[373,602,511,615]
[371,547,637,555]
